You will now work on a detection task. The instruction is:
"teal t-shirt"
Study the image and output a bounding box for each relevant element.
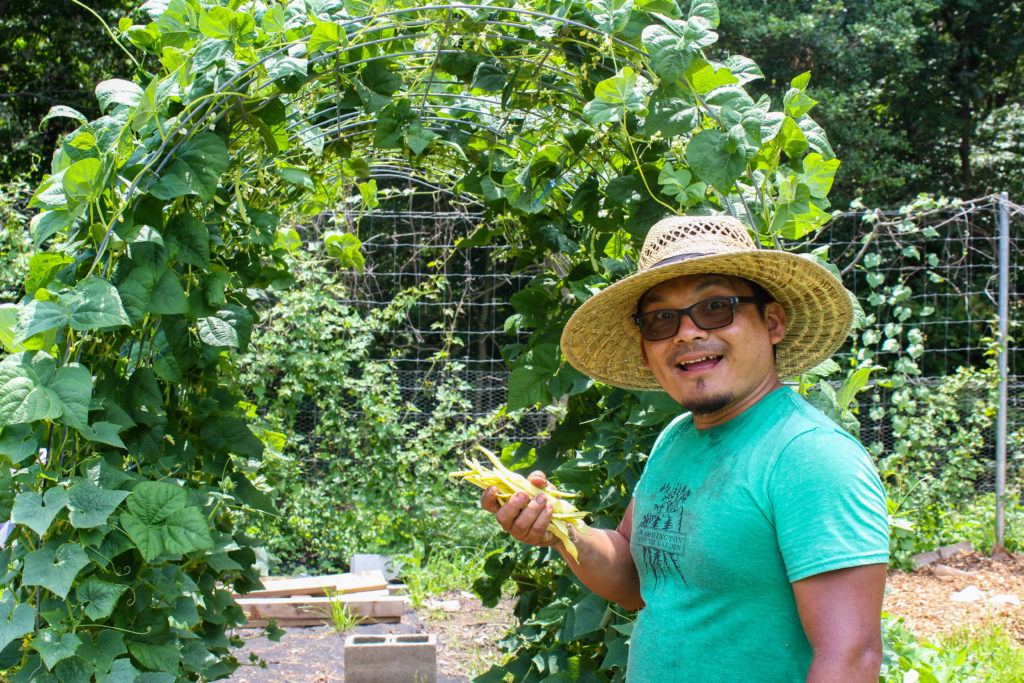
[626,388,889,682]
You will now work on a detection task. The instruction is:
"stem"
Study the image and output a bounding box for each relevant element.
[69,0,142,71]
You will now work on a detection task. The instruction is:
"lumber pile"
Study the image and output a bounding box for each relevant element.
[236,570,407,626]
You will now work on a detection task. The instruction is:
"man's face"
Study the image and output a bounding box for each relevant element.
[639,274,787,428]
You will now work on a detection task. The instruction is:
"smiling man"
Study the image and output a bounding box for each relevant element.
[482,216,890,682]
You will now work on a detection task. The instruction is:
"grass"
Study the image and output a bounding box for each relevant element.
[938,620,1024,681]
[312,589,368,633]
[396,547,487,608]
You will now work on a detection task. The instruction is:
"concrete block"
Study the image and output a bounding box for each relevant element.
[344,633,437,683]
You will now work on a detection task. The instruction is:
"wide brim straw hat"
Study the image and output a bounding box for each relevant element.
[560,215,854,390]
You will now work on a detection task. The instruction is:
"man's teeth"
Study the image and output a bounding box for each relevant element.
[680,356,718,366]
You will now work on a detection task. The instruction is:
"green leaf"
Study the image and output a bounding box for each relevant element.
[76,577,128,620]
[148,132,230,201]
[0,423,39,464]
[53,363,93,430]
[11,487,69,537]
[406,121,439,156]
[567,593,606,639]
[23,542,91,599]
[61,278,130,331]
[685,128,747,192]
[197,315,239,348]
[67,481,130,528]
[308,20,345,54]
[95,79,144,112]
[583,67,652,124]
[685,58,737,94]
[588,0,634,35]
[688,0,720,28]
[471,62,508,92]
[325,231,365,272]
[642,26,693,80]
[40,106,88,126]
[277,166,314,190]
[61,158,105,210]
[25,254,73,298]
[14,299,69,346]
[31,629,82,670]
[77,422,128,450]
[77,630,127,674]
[101,657,140,683]
[361,60,403,95]
[801,153,841,199]
[31,208,78,246]
[0,353,63,424]
[121,482,213,561]
[198,5,254,39]
[128,641,181,673]
[118,265,189,321]
[0,598,36,652]
[165,215,210,269]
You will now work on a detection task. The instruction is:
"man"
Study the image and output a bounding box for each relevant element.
[482,215,890,681]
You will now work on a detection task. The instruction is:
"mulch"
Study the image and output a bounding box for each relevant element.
[884,549,1024,644]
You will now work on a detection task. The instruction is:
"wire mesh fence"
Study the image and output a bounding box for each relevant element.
[269,191,1022,495]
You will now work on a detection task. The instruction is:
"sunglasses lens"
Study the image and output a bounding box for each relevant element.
[692,298,734,329]
[641,311,680,340]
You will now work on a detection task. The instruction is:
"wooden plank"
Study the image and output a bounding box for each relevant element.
[911,541,973,568]
[237,594,407,622]
[240,571,388,598]
[245,616,401,627]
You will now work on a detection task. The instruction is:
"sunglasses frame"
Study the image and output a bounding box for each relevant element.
[630,296,765,341]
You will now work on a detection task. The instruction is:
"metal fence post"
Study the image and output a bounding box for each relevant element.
[996,192,1010,548]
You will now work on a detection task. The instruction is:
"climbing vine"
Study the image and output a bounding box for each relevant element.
[0,0,848,679]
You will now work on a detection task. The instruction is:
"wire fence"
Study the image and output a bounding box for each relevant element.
[279,192,1022,500]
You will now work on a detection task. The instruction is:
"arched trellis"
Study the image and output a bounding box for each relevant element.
[2,0,841,679]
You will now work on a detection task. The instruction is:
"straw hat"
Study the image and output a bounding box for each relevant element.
[559,215,854,390]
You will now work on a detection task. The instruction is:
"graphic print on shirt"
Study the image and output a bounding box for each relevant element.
[636,483,691,586]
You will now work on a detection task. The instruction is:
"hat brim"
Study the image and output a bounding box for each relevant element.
[559,250,854,390]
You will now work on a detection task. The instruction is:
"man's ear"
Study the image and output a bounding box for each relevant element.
[766,301,787,345]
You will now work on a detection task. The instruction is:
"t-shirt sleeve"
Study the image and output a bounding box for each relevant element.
[766,428,890,582]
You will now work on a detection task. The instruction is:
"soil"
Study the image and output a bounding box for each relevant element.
[884,549,1024,644]
[228,550,1024,681]
[227,591,515,683]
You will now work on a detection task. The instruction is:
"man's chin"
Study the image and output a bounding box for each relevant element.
[681,393,734,416]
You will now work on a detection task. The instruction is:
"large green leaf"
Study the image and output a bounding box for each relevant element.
[165,215,210,269]
[31,629,82,670]
[13,300,69,346]
[642,25,694,80]
[583,67,652,125]
[76,577,128,620]
[61,158,105,210]
[148,132,230,201]
[588,0,634,35]
[0,353,63,425]
[684,128,747,192]
[67,481,130,528]
[61,278,131,331]
[0,598,35,652]
[0,423,39,465]
[120,482,213,561]
[11,487,69,537]
[22,542,91,599]
[52,364,93,430]
[95,79,144,112]
[118,265,189,321]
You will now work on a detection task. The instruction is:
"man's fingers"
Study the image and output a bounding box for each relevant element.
[480,486,501,514]
[528,471,548,488]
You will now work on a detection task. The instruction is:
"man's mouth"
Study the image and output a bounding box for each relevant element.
[676,355,723,373]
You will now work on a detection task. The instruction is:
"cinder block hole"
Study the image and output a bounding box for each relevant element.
[350,636,388,645]
[395,635,431,644]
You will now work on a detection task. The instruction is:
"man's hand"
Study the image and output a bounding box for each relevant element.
[481,471,561,549]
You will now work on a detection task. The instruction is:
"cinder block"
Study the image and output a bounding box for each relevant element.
[344,633,437,683]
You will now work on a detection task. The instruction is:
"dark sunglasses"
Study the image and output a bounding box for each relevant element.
[631,296,765,341]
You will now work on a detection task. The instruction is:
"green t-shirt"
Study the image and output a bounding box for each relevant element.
[626,388,889,682]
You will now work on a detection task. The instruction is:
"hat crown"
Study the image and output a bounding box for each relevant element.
[638,216,757,272]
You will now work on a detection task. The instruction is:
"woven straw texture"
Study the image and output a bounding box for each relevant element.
[560,216,854,390]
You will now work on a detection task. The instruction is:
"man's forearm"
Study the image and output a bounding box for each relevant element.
[806,649,881,683]
[553,525,643,610]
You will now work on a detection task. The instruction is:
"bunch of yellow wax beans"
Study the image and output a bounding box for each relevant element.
[450,446,590,562]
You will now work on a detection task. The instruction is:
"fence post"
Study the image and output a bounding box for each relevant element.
[996,192,1010,548]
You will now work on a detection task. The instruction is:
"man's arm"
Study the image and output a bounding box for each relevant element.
[792,563,887,683]
[482,473,643,610]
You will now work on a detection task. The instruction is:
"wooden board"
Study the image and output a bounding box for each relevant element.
[246,616,401,626]
[240,570,389,599]
[237,594,407,622]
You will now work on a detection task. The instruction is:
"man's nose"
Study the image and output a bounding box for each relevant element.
[673,311,708,343]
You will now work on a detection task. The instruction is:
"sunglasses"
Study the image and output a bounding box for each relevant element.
[630,296,765,341]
